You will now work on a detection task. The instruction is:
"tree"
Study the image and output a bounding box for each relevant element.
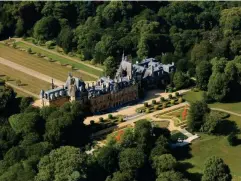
[9,112,41,135]
[106,171,133,181]
[191,40,212,64]
[57,26,74,53]
[44,110,74,146]
[150,135,169,160]
[33,16,60,41]
[187,101,210,132]
[173,71,190,90]
[227,133,238,146]
[119,148,145,174]
[202,156,232,181]
[119,128,135,148]
[134,119,153,152]
[104,56,118,78]
[35,146,87,181]
[156,171,189,181]
[196,61,212,90]
[19,97,33,112]
[220,7,241,37]
[207,72,229,102]
[152,154,177,176]
[96,146,119,175]
[200,112,220,134]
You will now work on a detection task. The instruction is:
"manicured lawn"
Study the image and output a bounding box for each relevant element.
[184,90,241,114]
[23,37,105,70]
[181,115,241,181]
[152,120,169,128]
[15,41,102,76]
[209,102,241,114]
[0,45,96,81]
[181,134,241,181]
[183,90,204,103]
[155,107,188,126]
[0,64,51,95]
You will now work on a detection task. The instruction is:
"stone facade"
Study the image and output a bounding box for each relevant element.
[39,55,175,113]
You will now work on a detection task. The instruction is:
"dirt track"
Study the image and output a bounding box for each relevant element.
[0,57,64,87]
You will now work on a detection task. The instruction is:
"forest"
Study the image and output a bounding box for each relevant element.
[1,1,241,102]
[0,83,233,181]
[0,1,241,181]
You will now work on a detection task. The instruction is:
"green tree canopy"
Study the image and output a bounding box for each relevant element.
[35,146,87,181]
[33,16,60,41]
[196,61,212,90]
[202,156,232,181]
[188,101,210,132]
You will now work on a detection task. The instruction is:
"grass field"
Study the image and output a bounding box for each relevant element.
[0,45,96,81]
[0,64,51,95]
[180,114,241,181]
[184,90,241,114]
[24,37,105,70]
[152,120,169,128]
[15,41,102,76]
[183,90,204,103]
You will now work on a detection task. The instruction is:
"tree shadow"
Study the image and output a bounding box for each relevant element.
[171,144,192,160]
[177,162,203,181]
[215,119,239,135]
[20,83,28,87]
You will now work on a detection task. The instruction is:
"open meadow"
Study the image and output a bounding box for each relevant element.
[0,64,51,95]
[0,44,96,81]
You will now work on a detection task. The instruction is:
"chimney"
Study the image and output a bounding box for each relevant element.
[51,79,54,89]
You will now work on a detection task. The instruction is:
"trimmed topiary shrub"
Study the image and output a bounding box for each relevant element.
[108,114,113,119]
[168,94,173,99]
[118,117,124,122]
[162,102,167,109]
[90,120,95,125]
[145,108,150,113]
[175,92,180,97]
[160,97,165,102]
[144,102,148,107]
[27,48,32,54]
[178,97,183,103]
[152,100,156,105]
[154,105,159,110]
[99,117,104,122]
[170,99,175,105]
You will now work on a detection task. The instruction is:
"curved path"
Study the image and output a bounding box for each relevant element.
[91,102,188,137]
[211,108,241,117]
[0,57,64,87]
[13,38,103,72]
